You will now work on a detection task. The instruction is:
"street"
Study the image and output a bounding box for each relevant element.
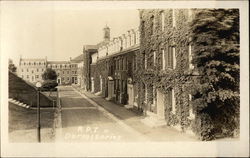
[56,86,148,142]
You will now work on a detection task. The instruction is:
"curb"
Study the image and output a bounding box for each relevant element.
[72,86,150,141]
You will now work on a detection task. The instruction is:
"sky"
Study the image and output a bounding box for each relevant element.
[1,2,140,65]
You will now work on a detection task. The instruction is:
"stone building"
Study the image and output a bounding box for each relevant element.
[138,9,196,133]
[18,57,78,85]
[70,55,83,86]
[47,61,72,85]
[17,57,47,84]
[90,26,141,108]
[83,45,98,91]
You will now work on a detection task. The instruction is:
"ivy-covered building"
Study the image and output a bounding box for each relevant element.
[138,9,240,140]
[137,9,195,132]
[89,26,141,107]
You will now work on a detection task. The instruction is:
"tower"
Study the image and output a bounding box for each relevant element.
[103,25,110,41]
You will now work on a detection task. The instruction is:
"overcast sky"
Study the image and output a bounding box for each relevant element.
[1,2,139,65]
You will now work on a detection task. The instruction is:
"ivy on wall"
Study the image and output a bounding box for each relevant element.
[137,9,193,132]
[137,9,240,140]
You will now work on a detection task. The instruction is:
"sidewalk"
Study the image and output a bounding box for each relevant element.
[73,86,198,141]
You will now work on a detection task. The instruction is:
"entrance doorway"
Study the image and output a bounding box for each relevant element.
[57,78,61,84]
[156,89,166,120]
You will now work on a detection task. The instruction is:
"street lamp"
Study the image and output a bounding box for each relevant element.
[35,81,42,143]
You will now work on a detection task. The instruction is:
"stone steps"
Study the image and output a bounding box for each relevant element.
[8,98,30,109]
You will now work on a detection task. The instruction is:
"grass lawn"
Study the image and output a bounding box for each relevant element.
[9,102,56,142]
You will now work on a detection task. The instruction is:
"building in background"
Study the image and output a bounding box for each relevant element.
[47,61,72,85]
[18,57,79,85]
[70,54,84,87]
[17,57,47,83]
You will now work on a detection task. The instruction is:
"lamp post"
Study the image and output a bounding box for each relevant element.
[35,81,42,143]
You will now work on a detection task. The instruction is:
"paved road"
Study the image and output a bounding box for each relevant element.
[57,86,147,142]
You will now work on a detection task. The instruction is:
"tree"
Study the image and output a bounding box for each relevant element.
[8,59,17,72]
[190,9,239,140]
[42,68,57,81]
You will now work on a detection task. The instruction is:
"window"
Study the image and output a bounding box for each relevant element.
[31,70,34,73]
[32,76,34,81]
[67,77,69,81]
[188,94,195,119]
[37,69,39,72]
[150,16,154,35]
[133,56,137,71]
[162,49,165,70]
[167,46,176,69]
[144,53,147,69]
[27,69,29,72]
[173,47,176,69]
[36,75,39,79]
[153,85,156,106]
[141,21,145,36]
[171,88,176,114]
[161,11,165,31]
[172,9,176,27]
[22,69,23,72]
[145,85,148,104]
[189,44,194,69]
[34,62,36,65]
[63,71,64,74]
[62,77,64,81]
[123,57,127,70]
[67,71,69,74]
[153,51,156,66]
[24,62,26,65]
[27,75,29,79]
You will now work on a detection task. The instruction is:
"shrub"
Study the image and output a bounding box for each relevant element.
[41,80,58,91]
[190,9,240,140]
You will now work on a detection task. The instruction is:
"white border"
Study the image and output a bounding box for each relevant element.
[1,1,249,157]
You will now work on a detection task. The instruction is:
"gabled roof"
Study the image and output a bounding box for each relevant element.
[71,54,84,63]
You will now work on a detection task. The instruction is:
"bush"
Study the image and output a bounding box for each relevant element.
[41,80,58,91]
[190,9,239,140]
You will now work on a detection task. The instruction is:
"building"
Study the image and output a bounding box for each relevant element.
[70,55,83,86]
[83,45,98,91]
[47,61,72,85]
[17,57,47,83]
[137,9,198,134]
[18,57,78,85]
[88,26,141,109]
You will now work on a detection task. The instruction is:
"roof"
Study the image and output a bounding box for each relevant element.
[83,45,98,50]
[71,54,84,62]
[21,58,46,61]
[47,61,69,64]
